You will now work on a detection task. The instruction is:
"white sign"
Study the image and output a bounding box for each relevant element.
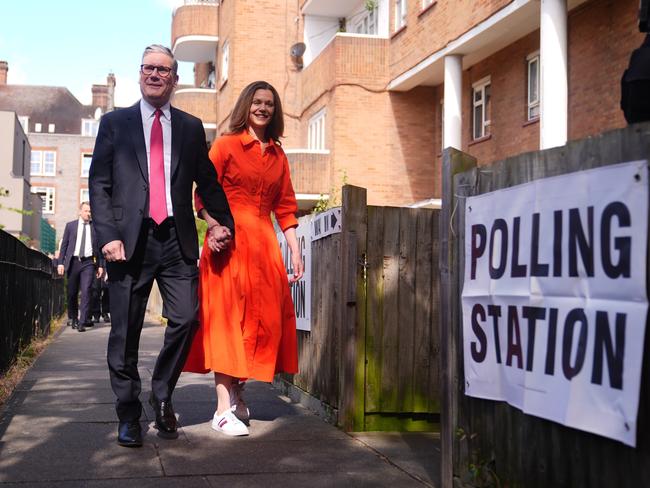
[462,160,648,447]
[311,207,342,242]
[277,214,312,331]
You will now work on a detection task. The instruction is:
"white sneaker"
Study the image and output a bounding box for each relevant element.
[211,410,249,436]
[230,382,250,423]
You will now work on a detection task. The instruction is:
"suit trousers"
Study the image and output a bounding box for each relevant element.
[67,258,95,324]
[106,219,199,422]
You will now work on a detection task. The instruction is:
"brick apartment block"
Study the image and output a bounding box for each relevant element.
[171,0,643,208]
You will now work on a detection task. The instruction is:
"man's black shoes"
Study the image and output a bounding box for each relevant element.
[77,322,86,332]
[102,313,111,322]
[71,319,79,330]
[149,393,178,438]
[117,421,142,447]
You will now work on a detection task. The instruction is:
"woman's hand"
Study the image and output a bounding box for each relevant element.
[289,250,304,283]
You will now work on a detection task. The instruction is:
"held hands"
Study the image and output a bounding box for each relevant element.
[96,266,104,279]
[57,264,65,276]
[207,224,232,253]
[102,240,126,262]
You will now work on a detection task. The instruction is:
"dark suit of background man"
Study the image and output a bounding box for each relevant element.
[57,202,104,333]
[89,44,234,448]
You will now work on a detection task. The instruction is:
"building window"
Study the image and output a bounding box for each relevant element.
[81,153,92,177]
[82,119,99,137]
[80,188,90,204]
[354,6,378,35]
[35,123,42,132]
[395,0,407,31]
[48,123,55,133]
[32,186,56,214]
[221,41,229,82]
[30,149,57,176]
[527,53,540,121]
[18,116,29,132]
[308,108,326,151]
[472,77,491,140]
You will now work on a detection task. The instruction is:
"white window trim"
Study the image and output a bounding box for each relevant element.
[31,149,43,176]
[48,123,55,133]
[81,119,99,137]
[42,150,57,176]
[472,76,491,140]
[308,108,326,151]
[221,41,230,82]
[527,51,540,121]
[81,153,93,178]
[353,6,379,35]
[395,0,407,31]
[34,123,42,132]
[80,188,90,204]
[32,186,56,214]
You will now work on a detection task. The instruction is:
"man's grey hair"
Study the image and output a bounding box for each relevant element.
[142,44,178,73]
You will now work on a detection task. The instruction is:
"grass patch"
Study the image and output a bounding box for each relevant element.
[0,317,64,408]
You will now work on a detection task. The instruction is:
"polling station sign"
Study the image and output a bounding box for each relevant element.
[277,214,312,331]
[461,160,648,447]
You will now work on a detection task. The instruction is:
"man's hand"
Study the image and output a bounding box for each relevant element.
[207,225,232,253]
[102,240,126,262]
[96,266,104,279]
[57,264,64,276]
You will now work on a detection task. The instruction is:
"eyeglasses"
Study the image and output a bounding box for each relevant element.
[140,64,174,78]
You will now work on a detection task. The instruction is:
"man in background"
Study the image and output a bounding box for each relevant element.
[57,201,104,332]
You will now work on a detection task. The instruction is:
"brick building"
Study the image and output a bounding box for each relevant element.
[0,61,116,240]
[171,0,643,207]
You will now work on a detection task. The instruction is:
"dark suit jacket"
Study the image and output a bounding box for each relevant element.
[88,102,233,261]
[58,220,103,274]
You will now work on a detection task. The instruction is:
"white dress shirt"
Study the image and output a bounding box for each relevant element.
[73,218,93,257]
[140,98,174,216]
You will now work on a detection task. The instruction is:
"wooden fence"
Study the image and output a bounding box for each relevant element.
[279,185,441,432]
[439,123,650,487]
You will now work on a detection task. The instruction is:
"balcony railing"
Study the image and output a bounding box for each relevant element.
[172,2,218,62]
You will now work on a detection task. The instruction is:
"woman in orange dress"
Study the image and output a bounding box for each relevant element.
[184,81,303,437]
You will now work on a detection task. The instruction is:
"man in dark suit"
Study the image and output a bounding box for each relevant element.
[89,44,234,448]
[57,201,104,333]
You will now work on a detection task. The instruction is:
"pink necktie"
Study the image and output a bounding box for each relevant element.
[149,109,167,224]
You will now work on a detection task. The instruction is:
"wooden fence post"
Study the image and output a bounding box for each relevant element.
[339,185,368,431]
[439,148,477,488]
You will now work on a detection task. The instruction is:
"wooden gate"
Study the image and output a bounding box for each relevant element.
[278,185,441,432]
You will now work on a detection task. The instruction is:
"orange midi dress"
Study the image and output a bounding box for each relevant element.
[183,131,299,382]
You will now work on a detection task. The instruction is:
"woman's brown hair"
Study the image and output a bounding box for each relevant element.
[227,81,284,141]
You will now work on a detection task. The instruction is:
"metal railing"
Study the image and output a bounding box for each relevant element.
[0,230,64,373]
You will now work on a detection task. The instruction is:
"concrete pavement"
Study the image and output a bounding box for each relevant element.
[0,319,440,487]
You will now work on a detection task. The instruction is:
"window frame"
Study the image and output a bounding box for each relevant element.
[30,149,43,176]
[221,40,230,82]
[81,119,99,137]
[395,0,407,31]
[308,108,327,151]
[34,123,42,133]
[80,188,90,204]
[32,186,56,214]
[80,152,93,178]
[527,52,540,121]
[354,6,379,35]
[472,77,491,141]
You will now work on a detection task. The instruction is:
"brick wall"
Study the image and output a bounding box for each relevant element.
[171,4,218,47]
[568,0,643,141]
[389,0,512,82]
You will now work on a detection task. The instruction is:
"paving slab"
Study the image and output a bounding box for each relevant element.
[0,318,439,487]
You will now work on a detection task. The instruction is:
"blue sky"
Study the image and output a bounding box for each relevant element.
[0,0,193,107]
